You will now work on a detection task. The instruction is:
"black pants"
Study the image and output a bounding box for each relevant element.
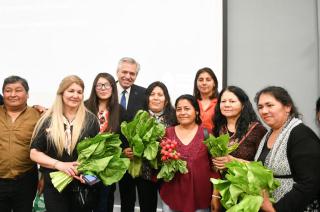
[0,168,38,212]
[44,179,99,212]
[119,172,158,212]
[93,182,115,212]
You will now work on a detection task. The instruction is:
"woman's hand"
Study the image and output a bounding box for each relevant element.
[212,155,235,170]
[123,147,134,160]
[55,161,79,177]
[260,190,276,212]
[73,174,86,184]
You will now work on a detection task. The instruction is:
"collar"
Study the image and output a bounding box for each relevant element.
[117,82,132,95]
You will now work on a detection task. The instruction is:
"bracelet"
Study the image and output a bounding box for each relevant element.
[212,194,221,199]
[53,160,59,169]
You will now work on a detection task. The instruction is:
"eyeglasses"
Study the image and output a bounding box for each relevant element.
[96,83,112,90]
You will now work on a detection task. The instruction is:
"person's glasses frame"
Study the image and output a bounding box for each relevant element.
[96,83,112,90]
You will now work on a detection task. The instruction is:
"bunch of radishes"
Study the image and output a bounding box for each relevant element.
[159,138,181,161]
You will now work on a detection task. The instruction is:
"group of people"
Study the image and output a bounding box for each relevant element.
[0,57,319,212]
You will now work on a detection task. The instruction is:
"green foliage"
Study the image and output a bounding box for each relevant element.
[50,133,129,192]
[211,161,280,212]
[203,134,238,157]
[157,159,188,182]
[121,110,165,177]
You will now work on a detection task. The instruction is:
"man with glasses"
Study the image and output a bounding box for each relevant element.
[116,57,148,212]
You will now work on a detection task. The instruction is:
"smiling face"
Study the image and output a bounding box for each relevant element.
[95,77,112,101]
[62,83,83,110]
[148,86,166,113]
[117,62,138,89]
[176,99,197,126]
[257,93,291,130]
[220,90,243,120]
[197,71,215,97]
[3,82,28,110]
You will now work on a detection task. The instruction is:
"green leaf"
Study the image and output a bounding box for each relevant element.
[143,141,159,160]
[210,161,280,212]
[157,159,188,182]
[132,134,144,157]
[78,156,113,173]
[128,157,142,178]
[99,157,130,185]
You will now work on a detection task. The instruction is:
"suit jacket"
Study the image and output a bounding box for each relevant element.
[124,84,147,121]
[119,84,146,148]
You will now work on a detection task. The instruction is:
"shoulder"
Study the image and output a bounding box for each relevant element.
[290,123,319,141]
[85,110,98,121]
[131,84,146,93]
[252,122,267,134]
[26,106,41,119]
[288,123,320,150]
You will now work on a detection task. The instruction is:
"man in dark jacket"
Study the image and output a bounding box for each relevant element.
[116,57,150,212]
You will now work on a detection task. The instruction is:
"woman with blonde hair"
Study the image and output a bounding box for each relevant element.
[30,75,100,212]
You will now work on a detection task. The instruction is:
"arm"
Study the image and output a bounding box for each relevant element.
[212,155,248,170]
[274,125,320,211]
[30,148,79,177]
[211,188,222,212]
[212,123,267,170]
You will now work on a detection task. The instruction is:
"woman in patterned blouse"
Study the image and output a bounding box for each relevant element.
[85,72,121,212]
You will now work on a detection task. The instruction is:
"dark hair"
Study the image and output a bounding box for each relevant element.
[145,81,177,126]
[213,86,259,140]
[2,75,29,93]
[85,73,120,132]
[193,67,219,100]
[254,86,299,118]
[175,94,202,125]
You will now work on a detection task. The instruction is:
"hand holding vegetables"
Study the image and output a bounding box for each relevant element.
[123,147,134,160]
[54,161,79,177]
[121,110,165,178]
[50,133,130,192]
[157,138,188,182]
[203,134,238,170]
[212,155,235,170]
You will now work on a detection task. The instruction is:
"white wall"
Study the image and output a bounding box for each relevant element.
[0,0,223,106]
[227,0,320,135]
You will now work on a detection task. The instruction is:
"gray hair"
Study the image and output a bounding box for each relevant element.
[117,57,140,73]
[2,75,29,93]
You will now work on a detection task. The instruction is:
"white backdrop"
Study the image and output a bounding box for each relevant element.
[0,0,223,107]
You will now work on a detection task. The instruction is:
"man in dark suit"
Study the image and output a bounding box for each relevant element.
[116,57,147,212]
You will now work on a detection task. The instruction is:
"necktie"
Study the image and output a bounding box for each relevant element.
[120,90,127,109]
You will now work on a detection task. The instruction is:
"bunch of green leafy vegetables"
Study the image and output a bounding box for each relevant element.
[203,134,238,157]
[157,159,188,182]
[156,138,188,182]
[121,110,165,178]
[211,161,280,212]
[50,133,130,192]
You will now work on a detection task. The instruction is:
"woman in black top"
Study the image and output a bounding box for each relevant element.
[254,86,320,212]
[30,75,100,212]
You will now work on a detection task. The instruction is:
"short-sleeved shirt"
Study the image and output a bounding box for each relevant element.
[0,105,41,178]
[30,111,99,185]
